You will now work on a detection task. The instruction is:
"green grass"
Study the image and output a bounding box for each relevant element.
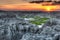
[21,16,28,18]
[30,16,49,25]
[21,16,49,25]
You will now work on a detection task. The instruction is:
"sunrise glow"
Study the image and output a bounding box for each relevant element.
[42,6,57,11]
[46,7,51,11]
[0,3,60,11]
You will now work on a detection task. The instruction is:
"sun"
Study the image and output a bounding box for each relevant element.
[46,7,51,11]
[43,6,57,12]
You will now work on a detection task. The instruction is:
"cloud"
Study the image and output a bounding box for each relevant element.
[0,3,60,11]
[0,0,29,5]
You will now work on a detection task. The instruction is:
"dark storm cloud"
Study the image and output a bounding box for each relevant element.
[29,0,60,4]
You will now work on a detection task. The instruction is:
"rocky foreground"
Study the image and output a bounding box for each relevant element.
[0,13,60,40]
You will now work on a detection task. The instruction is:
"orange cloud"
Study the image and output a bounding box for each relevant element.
[0,3,60,11]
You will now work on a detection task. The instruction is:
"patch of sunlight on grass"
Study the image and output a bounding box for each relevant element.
[30,16,49,25]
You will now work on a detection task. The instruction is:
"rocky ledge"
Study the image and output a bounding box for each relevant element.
[0,14,60,40]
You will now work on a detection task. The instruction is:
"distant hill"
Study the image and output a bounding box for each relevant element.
[0,10,7,12]
[0,10,60,13]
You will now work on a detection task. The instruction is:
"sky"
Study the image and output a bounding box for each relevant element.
[0,0,60,11]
